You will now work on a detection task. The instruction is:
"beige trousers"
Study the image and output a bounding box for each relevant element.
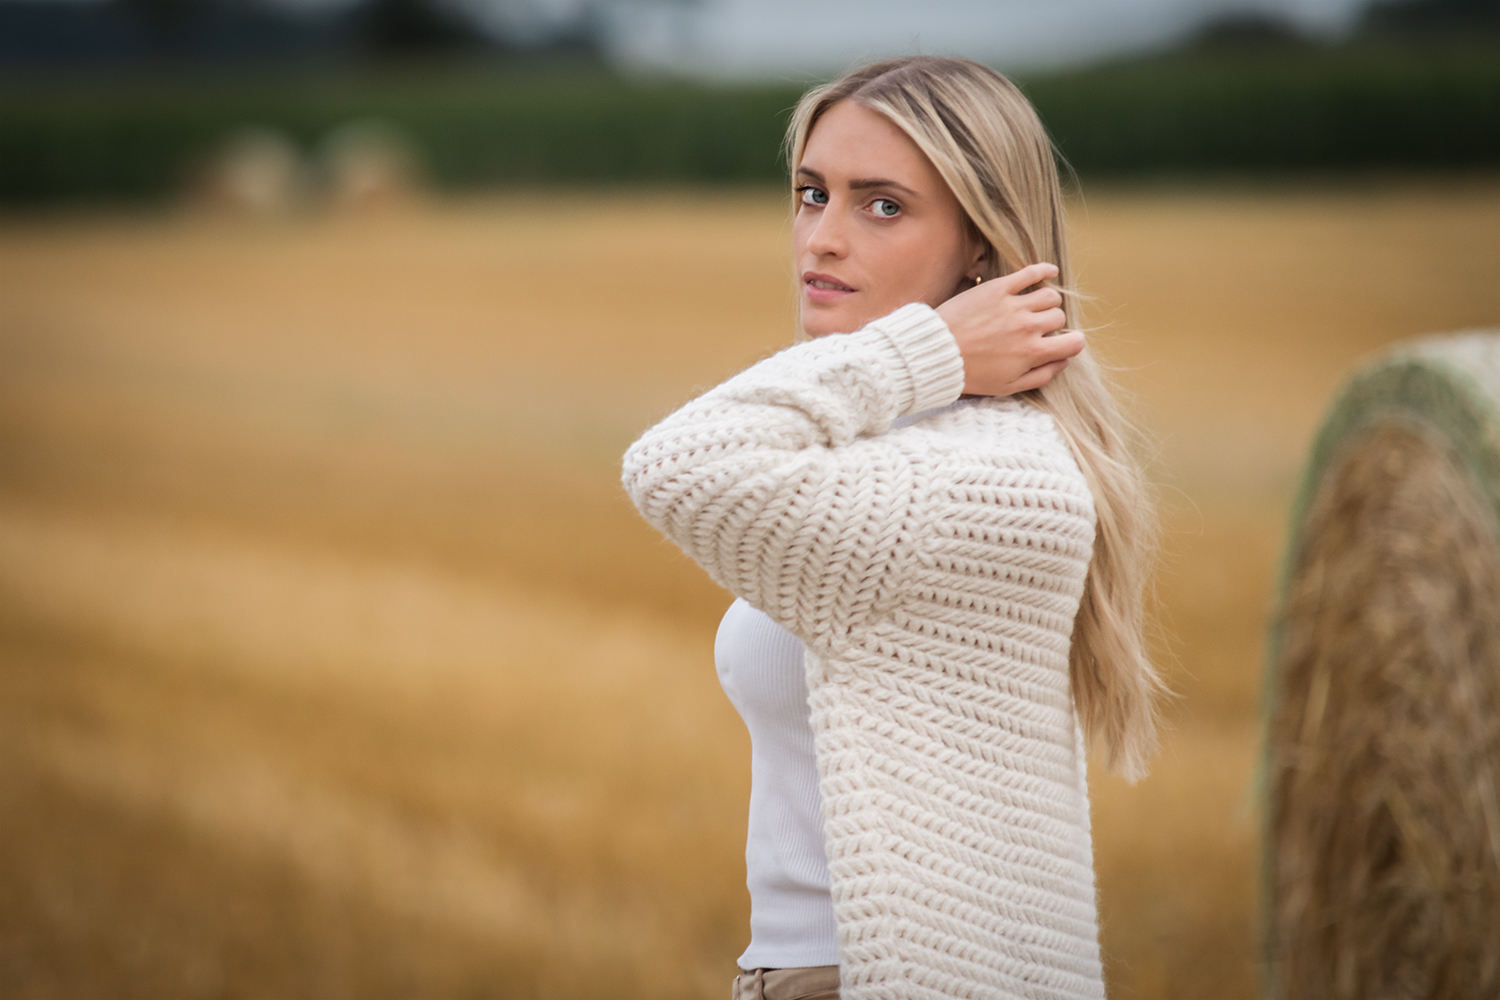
[730,965,840,1000]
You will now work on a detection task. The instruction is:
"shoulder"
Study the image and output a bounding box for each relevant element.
[894,396,1094,517]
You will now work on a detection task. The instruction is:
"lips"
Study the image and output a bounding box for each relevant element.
[803,271,855,303]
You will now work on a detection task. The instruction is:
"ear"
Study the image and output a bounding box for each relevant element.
[966,238,992,281]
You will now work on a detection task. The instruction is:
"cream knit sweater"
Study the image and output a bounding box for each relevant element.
[622,303,1104,1000]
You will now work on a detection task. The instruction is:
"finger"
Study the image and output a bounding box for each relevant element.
[1024,307,1069,337]
[995,261,1059,295]
[1015,285,1064,312]
[1030,328,1084,365]
[1007,357,1070,394]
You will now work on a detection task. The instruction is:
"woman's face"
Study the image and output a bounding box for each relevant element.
[793,100,984,339]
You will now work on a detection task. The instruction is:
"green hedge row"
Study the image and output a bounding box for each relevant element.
[0,44,1497,206]
[0,72,805,203]
[1029,44,1500,172]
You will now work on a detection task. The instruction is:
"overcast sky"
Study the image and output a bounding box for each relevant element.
[592,0,1373,78]
[11,0,1379,76]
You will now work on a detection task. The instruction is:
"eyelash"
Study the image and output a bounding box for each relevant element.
[796,186,902,218]
[796,185,827,207]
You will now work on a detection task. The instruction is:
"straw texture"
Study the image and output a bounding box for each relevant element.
[1265,331,1500,1000]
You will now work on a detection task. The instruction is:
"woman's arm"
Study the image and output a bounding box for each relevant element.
[622,303,960,649]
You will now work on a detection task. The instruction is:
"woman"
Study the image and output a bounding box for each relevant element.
[623,56,1160,1000]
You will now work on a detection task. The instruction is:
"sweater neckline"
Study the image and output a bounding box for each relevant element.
[893,395,977,430]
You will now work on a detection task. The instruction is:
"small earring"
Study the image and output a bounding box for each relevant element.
[973,275,983,284]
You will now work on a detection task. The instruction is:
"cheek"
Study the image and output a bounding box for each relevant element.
[869,227,967,306]
[790,213,810,256]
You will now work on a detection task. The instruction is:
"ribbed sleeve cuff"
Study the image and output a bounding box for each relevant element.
[865,302,966,415]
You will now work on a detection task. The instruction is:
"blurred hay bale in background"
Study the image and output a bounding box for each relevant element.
[188,121,424,217]
[188,128,312,217]
[1266,333,1500,999]
[319,121,424,213]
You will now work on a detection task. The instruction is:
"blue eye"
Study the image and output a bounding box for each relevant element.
[799,186,828,206]
[871,198,900,217]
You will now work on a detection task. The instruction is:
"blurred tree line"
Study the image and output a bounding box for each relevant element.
[1034,0,1500,176]
[0,0,588,67]
[0,0,1496,205]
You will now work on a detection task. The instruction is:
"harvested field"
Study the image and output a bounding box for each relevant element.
[1,180,1497,999]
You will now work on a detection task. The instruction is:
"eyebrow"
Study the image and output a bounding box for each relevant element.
[796,166,918,197]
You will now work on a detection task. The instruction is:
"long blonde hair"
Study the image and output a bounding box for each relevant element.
[787,56,1161,780]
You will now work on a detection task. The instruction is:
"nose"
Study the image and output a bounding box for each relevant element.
[803,203,849,259]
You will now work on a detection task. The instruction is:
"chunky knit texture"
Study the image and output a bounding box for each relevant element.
[622,303,1103,1000]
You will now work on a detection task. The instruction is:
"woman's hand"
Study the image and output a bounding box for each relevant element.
[935,262,1084,396]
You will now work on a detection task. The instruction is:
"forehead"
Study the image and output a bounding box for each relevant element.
[800,101,943,191]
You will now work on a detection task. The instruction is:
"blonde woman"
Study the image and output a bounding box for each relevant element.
[623,56,1159,1000]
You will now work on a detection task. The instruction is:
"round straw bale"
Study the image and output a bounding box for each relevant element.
[1265,331,1500,1000]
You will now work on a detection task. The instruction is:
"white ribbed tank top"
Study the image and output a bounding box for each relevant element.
[715,598,840,970]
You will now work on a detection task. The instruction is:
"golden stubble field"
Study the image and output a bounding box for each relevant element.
[1,181,1497,999]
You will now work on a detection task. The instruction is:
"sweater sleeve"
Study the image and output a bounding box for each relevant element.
[621,303,965,649]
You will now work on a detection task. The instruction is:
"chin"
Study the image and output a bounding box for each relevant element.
[801,307,869,340]
[798,314,832,340]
